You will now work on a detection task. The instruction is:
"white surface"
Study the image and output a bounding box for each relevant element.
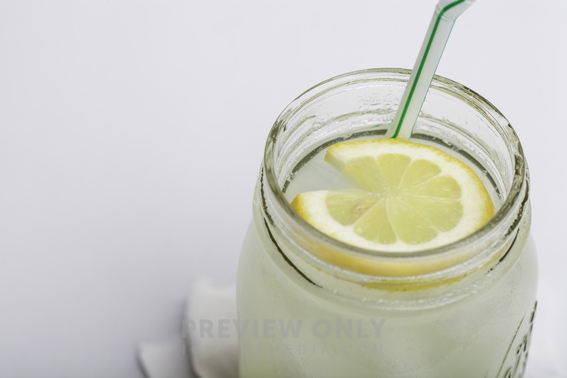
[139,277,238,378]
[139,337,194,378]
[184,277,238,378]
[0,1,565,377]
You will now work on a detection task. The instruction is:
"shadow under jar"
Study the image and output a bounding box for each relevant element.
[237,68,537,378]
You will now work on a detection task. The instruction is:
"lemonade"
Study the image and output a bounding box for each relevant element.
[237,69,537,378]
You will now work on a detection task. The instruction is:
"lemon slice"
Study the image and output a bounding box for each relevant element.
[291,139,494,252]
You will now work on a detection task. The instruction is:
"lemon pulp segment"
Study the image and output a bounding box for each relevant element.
[291,139,494,253]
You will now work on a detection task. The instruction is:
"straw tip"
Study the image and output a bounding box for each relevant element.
[436,0,475,21]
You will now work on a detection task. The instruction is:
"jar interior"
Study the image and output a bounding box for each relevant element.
[261,67,526,290]
[271,69,520,220]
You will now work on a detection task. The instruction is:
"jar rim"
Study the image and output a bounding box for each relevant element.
[263,68,526,261]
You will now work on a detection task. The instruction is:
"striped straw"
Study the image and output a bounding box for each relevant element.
[387,0,476,140]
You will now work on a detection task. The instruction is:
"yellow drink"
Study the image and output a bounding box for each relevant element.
[237,69,537,378]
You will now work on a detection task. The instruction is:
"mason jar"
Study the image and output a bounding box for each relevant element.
[237,68,537,378]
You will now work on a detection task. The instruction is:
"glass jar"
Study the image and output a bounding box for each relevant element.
[237,68,537,378]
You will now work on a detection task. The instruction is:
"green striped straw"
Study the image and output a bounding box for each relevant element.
[387,0,476,140]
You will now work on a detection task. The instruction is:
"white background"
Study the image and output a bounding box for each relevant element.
[0,1,565,377]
